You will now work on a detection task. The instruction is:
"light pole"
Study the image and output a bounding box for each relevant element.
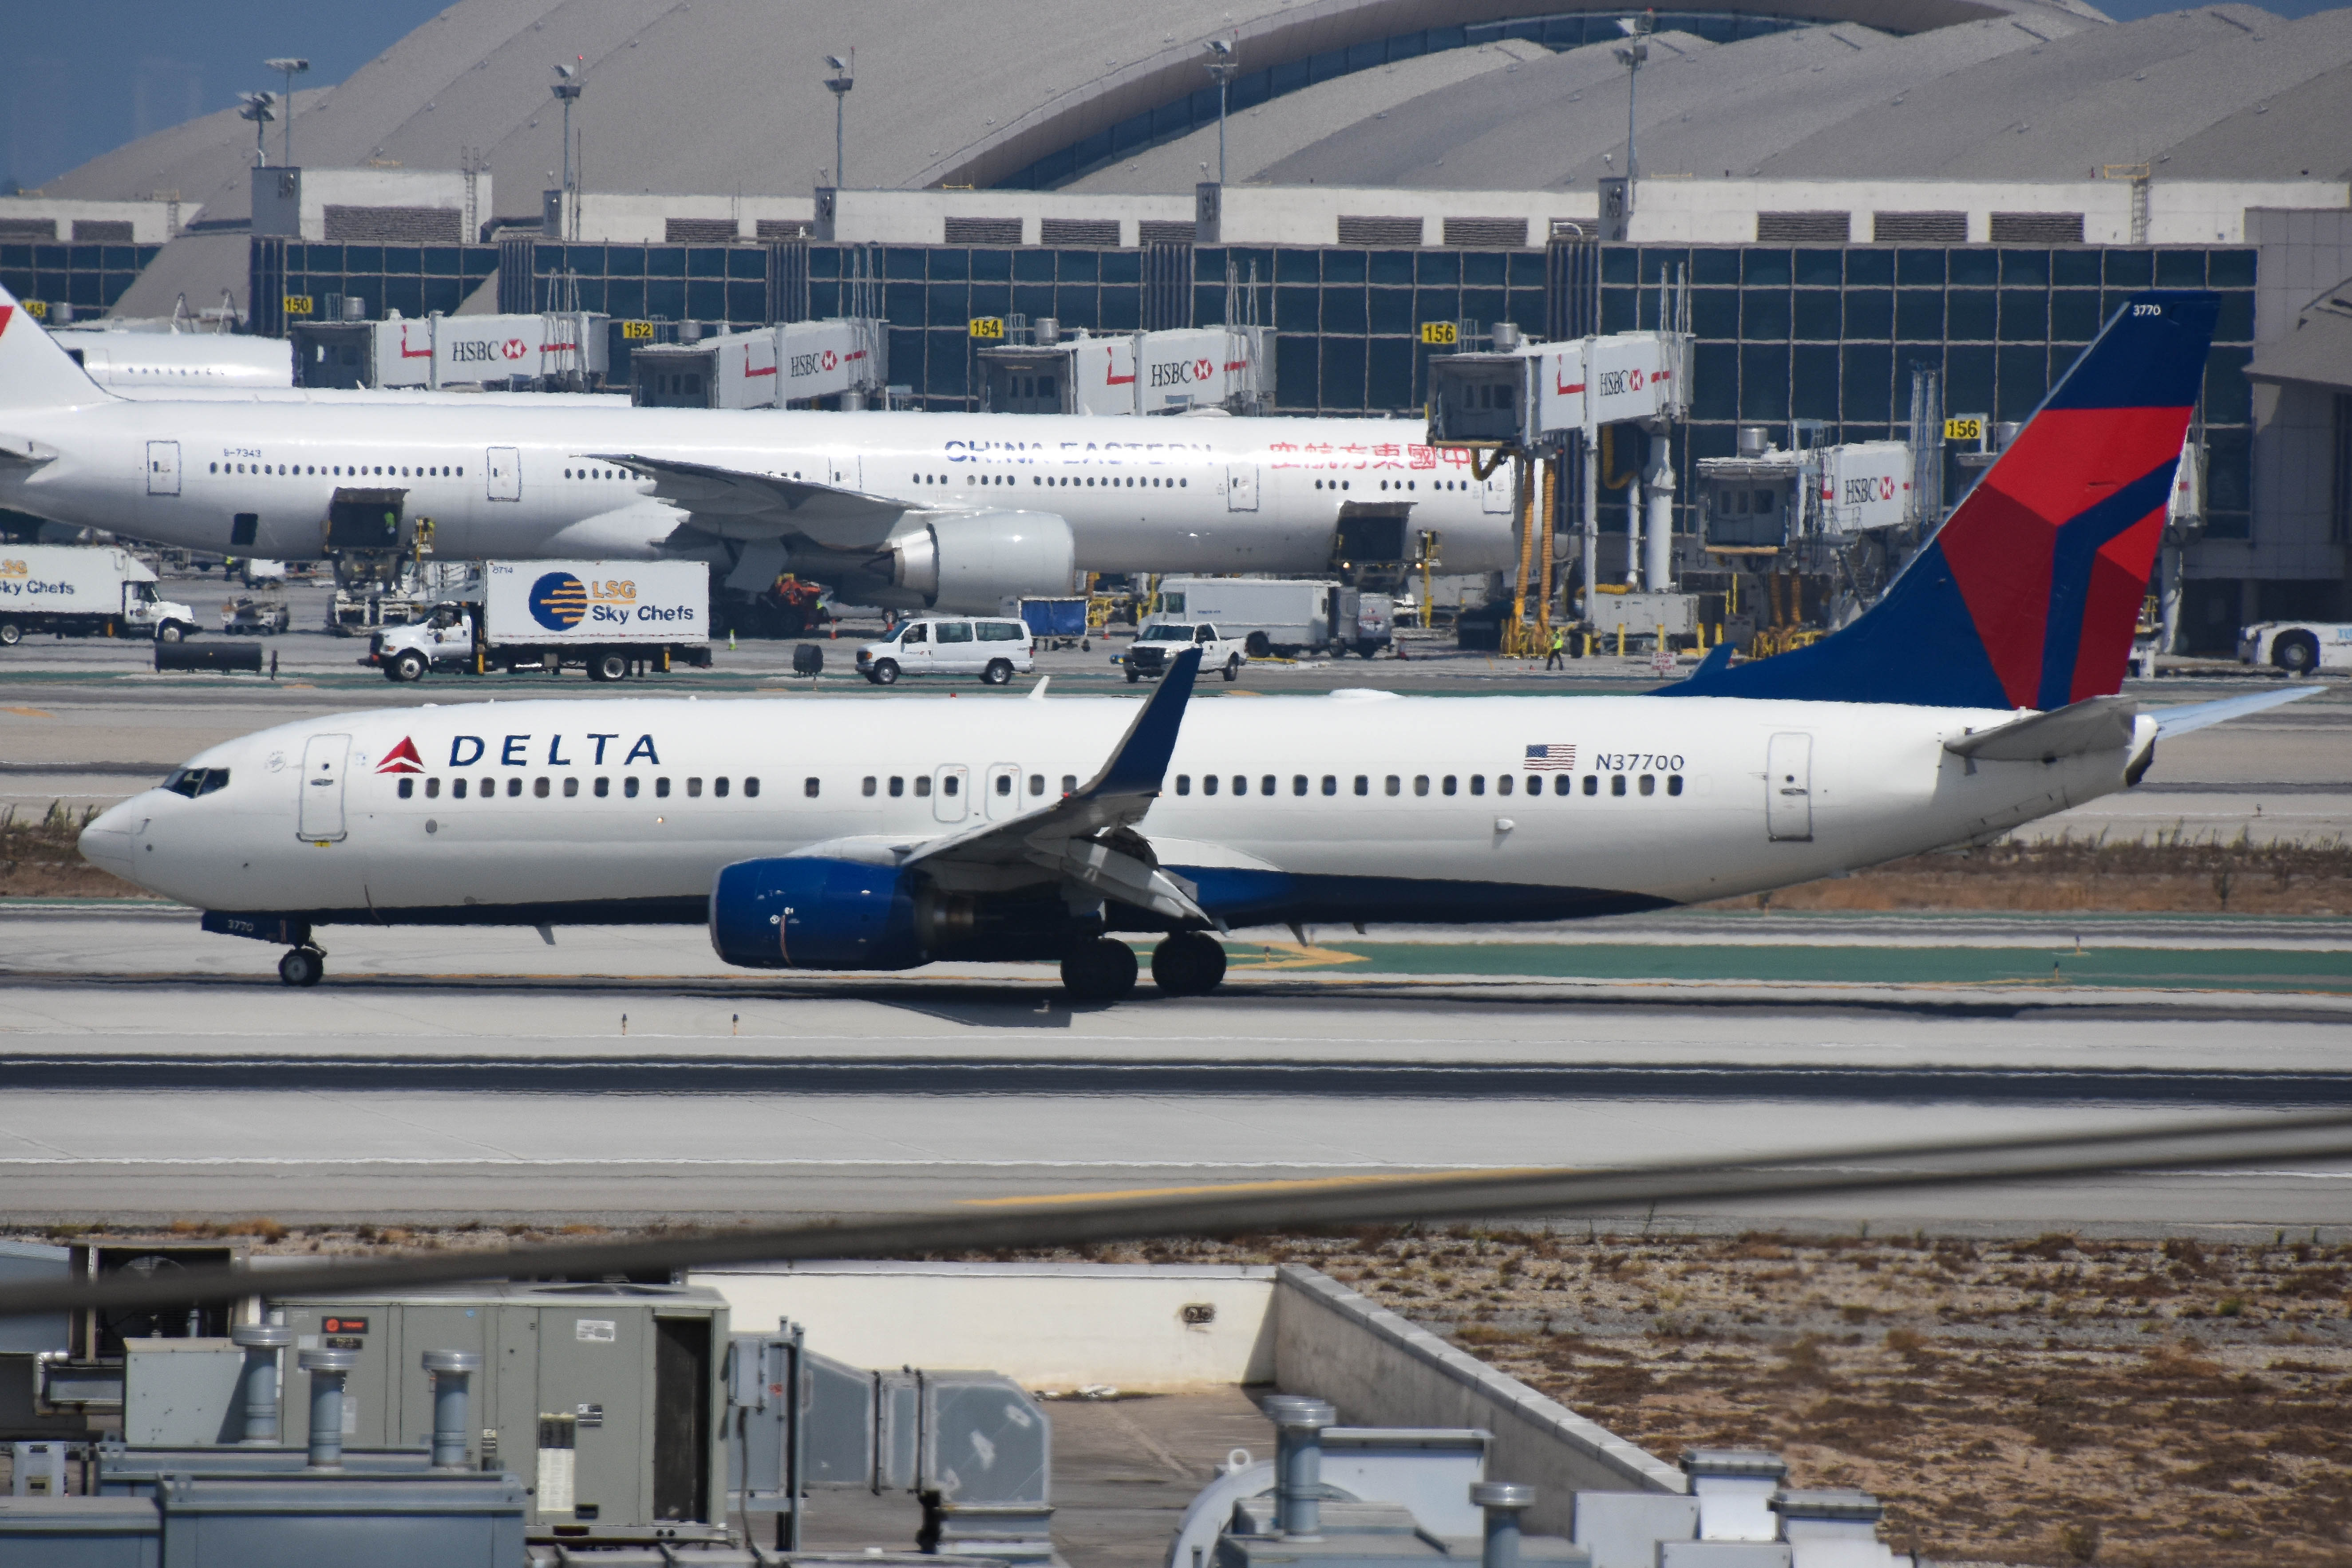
[551,62,584,241]
[237,92,276,167]
[1612,13,1654,216]
[1202,39,1239,186]
[263,58,308,166]
[824,53,854,186]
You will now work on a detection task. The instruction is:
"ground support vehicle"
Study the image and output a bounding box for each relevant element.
[1150,577,1392,657]
[220,597,290,635]
[367,560,712,682]
[1020,596,1091,650]
[1120,621,1248,683]
[0,544,199,644]
[2241,620,2352,675]
[857,616,1035,685]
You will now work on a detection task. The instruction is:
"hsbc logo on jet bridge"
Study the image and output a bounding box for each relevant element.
[1148,356,1219,389]
[448,338,531,364]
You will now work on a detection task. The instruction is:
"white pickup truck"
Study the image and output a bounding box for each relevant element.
[1120,621,1248,683]
[2240,620,2352,675]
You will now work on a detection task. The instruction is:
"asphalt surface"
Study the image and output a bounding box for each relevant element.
[0,906,2345,1233]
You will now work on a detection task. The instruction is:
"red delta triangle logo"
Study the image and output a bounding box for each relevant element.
[375,737,426,774]
[0,305,13,340]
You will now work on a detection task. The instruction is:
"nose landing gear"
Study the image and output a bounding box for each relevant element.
[277,946,326,987]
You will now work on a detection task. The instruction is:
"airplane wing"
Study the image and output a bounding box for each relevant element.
[586,451,912,549]
[2149,683,2325,738]
[839,649,1213,926]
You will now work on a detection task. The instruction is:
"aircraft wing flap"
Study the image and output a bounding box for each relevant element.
[2150,684,2325,738]
[587,451,910,547]
[1944,695,2137,762]
[899,650,1210,923]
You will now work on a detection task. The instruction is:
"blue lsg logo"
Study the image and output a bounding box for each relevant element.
[528,572,590,631]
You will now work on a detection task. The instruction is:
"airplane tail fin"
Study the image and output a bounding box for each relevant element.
[1666,289,2219,709]
[0,280,110,411]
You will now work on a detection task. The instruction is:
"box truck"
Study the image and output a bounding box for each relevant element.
[366,560,712,681]
[0,545,201,645]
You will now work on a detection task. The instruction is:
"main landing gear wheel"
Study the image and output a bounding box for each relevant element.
[1060,938,1138,1002]
[1150,931,1228,996]
[277,947,325,987]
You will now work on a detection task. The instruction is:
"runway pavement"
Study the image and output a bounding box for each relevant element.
[0,906,2345,1235]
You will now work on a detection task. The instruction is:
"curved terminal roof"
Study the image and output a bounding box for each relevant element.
[46,0,2116,223]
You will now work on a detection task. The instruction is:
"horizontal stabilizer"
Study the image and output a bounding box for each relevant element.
[1944,695,2137,762]
[2150,683,2324,738]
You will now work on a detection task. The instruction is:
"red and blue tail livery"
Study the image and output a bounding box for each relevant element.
[1670,289,2219,710]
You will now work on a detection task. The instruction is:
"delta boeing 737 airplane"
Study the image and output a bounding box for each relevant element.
[78,289,2315,1000]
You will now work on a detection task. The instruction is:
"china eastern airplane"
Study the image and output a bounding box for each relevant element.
[79,288,2314,1000]
[0,284,1507,612]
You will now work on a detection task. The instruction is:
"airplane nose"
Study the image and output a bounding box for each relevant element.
[77,799,140,873]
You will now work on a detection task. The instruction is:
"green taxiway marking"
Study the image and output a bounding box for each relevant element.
[1235,942,2352,994]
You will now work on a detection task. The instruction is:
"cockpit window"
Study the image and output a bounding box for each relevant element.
[162,767,229,798]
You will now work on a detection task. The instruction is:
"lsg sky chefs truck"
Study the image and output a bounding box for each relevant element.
[367,560,712,681]
[0,545,201,645]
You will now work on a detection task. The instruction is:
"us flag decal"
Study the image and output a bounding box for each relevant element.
[1524,744,1577,770]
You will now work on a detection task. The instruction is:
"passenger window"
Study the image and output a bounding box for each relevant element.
[398,778,414,799]
[1442,776,1456,795]
[715,778,730,798]
[1584,775,1599,796]
[507,778,523,798]
[937,622,973,644]
[595,778,609,798]
[1177,775,1191,795]
[1611,775,1627,797]
[904,624,927,645]
[1415,776,1430,796]
[942,775,958,797]
[1470,776,1485,796]
[863,777,878,797]
[564,777,580,798]
[979,622,1024,642]
[1232,775,1246,795]
[532,778,548,798]
[1061,774,1077,795]
[453,778,468,799]
[1385,776,1401,796]
[1668,775,1684,796]
[1322,775,1337,796]
[1498,776,1514,796]
[1354,776,1368,796]
[1639,774,1655,796]
[1293,775,1308,796]
[805,778,821,798]
[1029,774,1044,795]
[1203,775,1218,795]
[656,778,672,798]
[915,777,932,797]
[625,777,640,798]
[1261,775,1275,795]
[745,778,760,798]
[1555,776,1573,795]
[687,778,704,798]
[426,778,440,799]
[995,774,1012,796]
[890,776,905,797]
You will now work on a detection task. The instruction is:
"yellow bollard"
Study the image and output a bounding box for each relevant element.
[1616,624,1625,658]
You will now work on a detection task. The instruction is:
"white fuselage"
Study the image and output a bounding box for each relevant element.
[81,691,2142,932]
[0,395,1507,576]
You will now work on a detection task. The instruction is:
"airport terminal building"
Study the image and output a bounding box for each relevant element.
[8,0,2352,639]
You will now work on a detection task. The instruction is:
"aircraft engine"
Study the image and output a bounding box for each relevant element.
[709,857,926,970]
[889,510,1076,612]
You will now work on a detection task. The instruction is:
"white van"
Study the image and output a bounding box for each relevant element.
[857,616,1036,685]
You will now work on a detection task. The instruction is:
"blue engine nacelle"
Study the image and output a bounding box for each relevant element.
[709,857,925,970]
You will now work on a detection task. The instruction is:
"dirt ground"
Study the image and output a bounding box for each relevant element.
[20,1221,2348,1567]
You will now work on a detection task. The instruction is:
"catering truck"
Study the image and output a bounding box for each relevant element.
[0,545,201,645]
[366,559,712,681]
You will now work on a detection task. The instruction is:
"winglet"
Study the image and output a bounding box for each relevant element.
[1083,648,1202,798]
[1028,676,1051,701]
